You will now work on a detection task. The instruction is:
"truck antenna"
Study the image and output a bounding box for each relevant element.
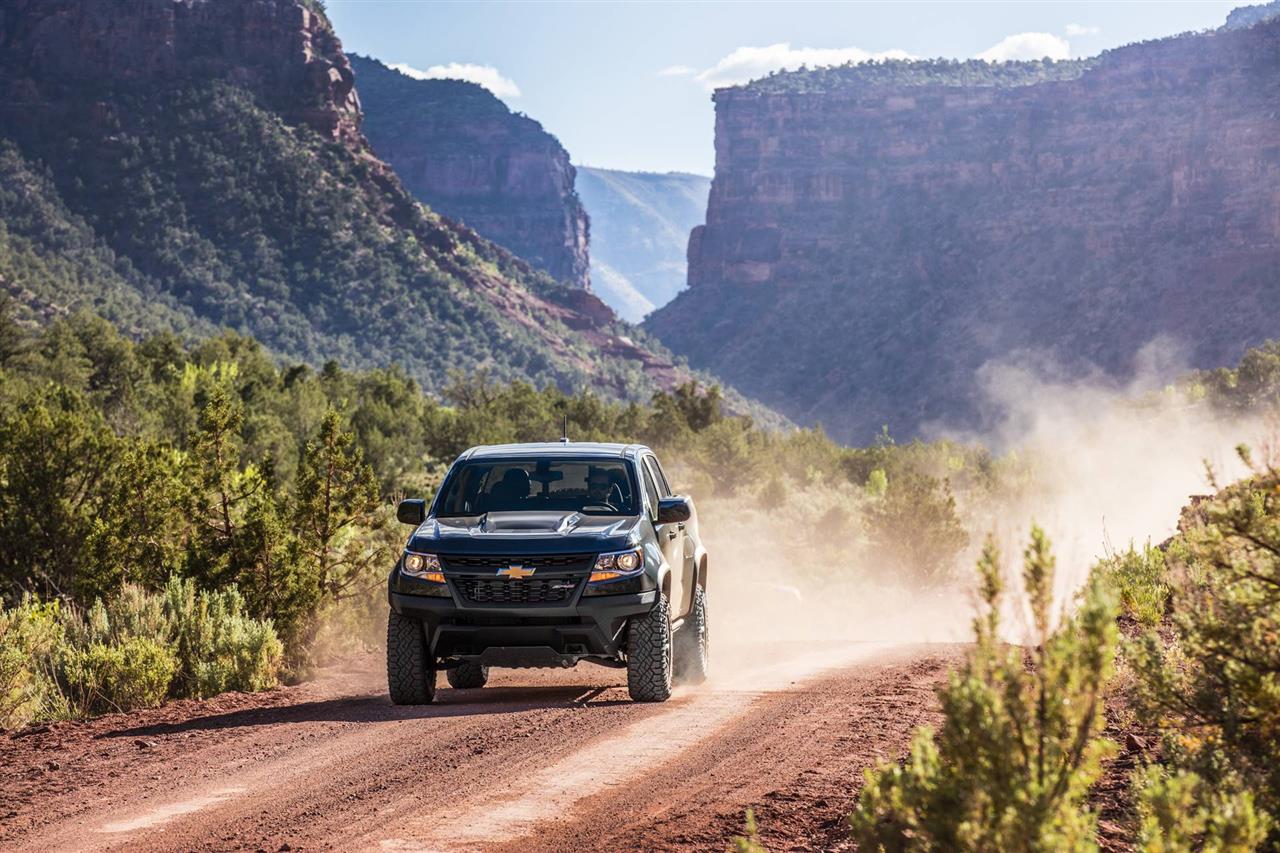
[560,414,569,443]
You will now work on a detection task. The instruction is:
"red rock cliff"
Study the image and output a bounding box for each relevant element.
[647,19,1280,442]
[349,54,591,289]
[0,0,361,145]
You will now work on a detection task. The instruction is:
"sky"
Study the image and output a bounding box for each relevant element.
[327,0,1242,175]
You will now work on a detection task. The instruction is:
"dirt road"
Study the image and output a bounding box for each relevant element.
[1,643,960,852]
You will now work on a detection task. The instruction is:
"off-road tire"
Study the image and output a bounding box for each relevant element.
[673,584,709,685]
[627,590,673,702]
[386,609,436,705]
[447,661,489,689]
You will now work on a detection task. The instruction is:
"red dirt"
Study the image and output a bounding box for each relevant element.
[0,643,961,852]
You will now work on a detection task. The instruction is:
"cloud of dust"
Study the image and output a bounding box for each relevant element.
[699,340,1263,655]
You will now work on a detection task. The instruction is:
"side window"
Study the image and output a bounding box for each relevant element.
[647,456,673,496]
[641,462,660,520]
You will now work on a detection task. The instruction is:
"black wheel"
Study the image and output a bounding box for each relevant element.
[386,609,436,705]
[627,590,673,702]
[674,584,710,685]
[447,660,489,689]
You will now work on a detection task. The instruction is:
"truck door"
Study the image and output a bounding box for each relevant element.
[643,454,688,618]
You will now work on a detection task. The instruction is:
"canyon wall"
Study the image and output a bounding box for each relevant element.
[576,168,710,322]
[350,55,591,289]
[647,19,1280,442]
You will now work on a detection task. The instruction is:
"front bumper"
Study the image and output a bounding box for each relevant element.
[388,570,656,665]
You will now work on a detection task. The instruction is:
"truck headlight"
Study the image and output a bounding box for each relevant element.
[590,548,643,582]
[403,552,445,584]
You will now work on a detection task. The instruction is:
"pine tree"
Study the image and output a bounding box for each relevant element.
[184,385,263,587]
[293,408,383,601]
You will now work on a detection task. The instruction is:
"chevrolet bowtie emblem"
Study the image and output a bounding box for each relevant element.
[497,564,535,580]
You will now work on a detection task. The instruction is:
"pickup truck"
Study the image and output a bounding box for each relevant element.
[386,441,710,703]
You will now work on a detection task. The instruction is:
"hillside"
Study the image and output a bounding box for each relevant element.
[646,14,1280,442]
[576,168,710,322]
[0,0,682,400]
[348,54,591,290]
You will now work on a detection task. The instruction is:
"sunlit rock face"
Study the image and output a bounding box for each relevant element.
[647,17,1280,442]
[350,54,591,290]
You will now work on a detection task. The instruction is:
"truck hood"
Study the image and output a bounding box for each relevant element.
[408,511,642,556]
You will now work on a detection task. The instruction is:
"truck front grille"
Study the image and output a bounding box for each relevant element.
[440,554,594,572]
[454,578,580,605]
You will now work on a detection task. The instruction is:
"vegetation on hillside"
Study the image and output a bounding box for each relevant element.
[735,57,1093,97]
[1181,340,1280,412]
[0,72,663,403]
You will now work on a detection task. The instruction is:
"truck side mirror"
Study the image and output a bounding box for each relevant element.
[397,499,426,526]
[656,496,692,525]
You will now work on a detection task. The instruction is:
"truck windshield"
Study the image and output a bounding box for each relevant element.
[435,458,638,517]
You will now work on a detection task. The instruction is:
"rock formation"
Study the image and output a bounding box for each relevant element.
[647,15,1280,442]
[0,0,362,145]
[576,168,710,322]
[349,54,591,289]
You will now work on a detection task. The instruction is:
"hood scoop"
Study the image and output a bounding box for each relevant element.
[475,512,583,534]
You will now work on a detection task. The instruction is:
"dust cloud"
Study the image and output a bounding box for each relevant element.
[693,341,1262,655]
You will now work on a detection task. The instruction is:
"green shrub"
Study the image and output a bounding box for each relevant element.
[863,469,968,585]
[865,467,888,498]
[758,474,788,510]
[851,528,1118,851]
[1133,765,1268,852]
[0,596,67,729]
[731,809,770,853]
[163,576,283,697]
[1098,542,1168,626]
[1129,452,1280,841]
[64,636,177,715]
[1,579,284,728]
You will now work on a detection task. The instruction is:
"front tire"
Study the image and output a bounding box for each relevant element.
[447,660,489,689]
[674,584,710,685]
[386,609,436,705]
[627,590,673,702]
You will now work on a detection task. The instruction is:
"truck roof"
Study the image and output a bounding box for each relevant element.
[457,441,649,461]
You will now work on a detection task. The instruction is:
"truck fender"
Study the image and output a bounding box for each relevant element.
[691,544,708,589]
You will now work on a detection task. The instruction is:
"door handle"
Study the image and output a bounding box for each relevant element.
[667,530,677,540]
[677,522,686,531]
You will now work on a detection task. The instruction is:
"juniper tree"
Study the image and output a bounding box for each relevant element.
[851,527,1118,852]
[184,385,262,588]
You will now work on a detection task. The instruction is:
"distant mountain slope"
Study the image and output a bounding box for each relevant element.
[0,140,211,338]
[576,168,710,322]
[0,0,686,400]
[348,54,591,290]
[647,14,1280,443]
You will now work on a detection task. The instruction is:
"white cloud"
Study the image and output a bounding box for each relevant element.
[387,61,522,99]
[1064,23,1101,37]
[693,42,915,90]
[976,32,1071,63]
[657,64,697,77]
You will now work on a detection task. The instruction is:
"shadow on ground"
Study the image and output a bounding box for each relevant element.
[102,685,633,738]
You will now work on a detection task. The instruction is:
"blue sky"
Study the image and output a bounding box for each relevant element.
[327,1,1240,175]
